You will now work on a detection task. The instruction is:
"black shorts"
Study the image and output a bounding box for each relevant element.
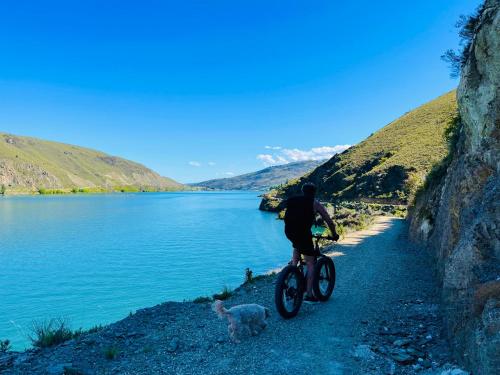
[285,227,316,256]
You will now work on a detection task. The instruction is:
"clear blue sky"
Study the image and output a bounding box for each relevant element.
[0,0,482,183]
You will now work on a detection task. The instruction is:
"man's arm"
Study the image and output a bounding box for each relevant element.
[314,200,340,241]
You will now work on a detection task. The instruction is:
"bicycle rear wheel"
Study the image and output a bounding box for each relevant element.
[313,256,336,301]
[275,265,304,319]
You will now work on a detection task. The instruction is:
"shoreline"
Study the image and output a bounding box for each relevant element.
[0,217,398,354]
[1,216,467,375]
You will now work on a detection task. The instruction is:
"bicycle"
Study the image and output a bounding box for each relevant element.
[274,234,336,319]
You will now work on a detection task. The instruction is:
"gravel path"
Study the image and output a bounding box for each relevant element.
[1,217,466,375]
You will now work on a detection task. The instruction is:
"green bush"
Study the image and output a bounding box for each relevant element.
[0,339,11,352]
[442,3,485,78]
[192,296,213,304]
[104,346,119,360]
[38,188,68,195]
[30,319,74,348]
[73,324,103,337]
[423,115,461,190]
[213,285,233,301]
[244,268,254,284]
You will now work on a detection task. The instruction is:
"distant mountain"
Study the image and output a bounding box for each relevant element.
[260,90,458,210]
[191,160,325,191]
[0,132,184,194]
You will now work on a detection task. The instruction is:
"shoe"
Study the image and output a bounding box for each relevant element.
[304,295,319,304]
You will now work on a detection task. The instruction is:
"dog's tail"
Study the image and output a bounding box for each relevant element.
[212,300,230,319]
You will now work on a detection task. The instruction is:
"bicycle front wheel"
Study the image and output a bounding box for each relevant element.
[275,265,304,319]
[313,256,336,301]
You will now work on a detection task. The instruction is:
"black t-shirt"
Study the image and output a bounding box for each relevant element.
[284,195,315,233]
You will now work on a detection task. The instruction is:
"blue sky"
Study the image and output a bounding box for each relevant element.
[0,0,482,183]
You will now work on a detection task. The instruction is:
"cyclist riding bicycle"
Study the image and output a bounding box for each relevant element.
[284,182,339,303]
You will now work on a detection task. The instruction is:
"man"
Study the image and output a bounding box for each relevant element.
[284,182,339,303]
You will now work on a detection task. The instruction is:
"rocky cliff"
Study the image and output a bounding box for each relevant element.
[409,1,500,373]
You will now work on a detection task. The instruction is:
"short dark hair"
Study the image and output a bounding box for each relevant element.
[301,182,316,197]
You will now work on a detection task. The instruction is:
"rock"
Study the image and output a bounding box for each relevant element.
[412,364,422,371]
[390,349,415,364]
[167,337,180,353]
[393,338,410,347]
[440,369,470,375]
[420,359,432,368]
[405,347,424,357]
[385,361,396,375]
[0,352,16,368]
[12,351,34,367]
[352,344,375,360]
[46,363,73,375]
[62,367,85,375]
[373,345,388,354]
[216,336,226,344]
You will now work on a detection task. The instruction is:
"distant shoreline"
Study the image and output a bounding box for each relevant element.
[0,187,196,196]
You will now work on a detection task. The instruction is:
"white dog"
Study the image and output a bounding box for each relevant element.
[212,300,270,343]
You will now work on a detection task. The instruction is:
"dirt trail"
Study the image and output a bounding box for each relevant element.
[2,217,464,375]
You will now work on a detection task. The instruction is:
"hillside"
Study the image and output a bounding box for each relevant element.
[0,133,184,194]
[260,90,458,210]
[191,160,324,191]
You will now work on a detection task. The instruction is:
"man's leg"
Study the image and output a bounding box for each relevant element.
[304,255,316,297]
[290,248,300,266]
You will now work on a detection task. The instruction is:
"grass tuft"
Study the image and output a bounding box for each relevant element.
[104,346,120,360]
[0,339,12,352]
[192,296,213,304]
[213,285,233,301]
[244,268,254,284]
[30,319,74,348]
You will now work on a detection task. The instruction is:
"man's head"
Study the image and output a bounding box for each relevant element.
[301,182,316,198]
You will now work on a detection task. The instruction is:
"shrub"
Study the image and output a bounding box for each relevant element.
[73,324,103,337]
[37,188,67,195]
[213,285,233,301]
[30,319,74,348]
[0,185,5,195]
[392,208,407,218]
[193,296,212,304]
[422,115,461,191]
[104,346,119,360]
[0,339,11,352]
[336,224,346,238]
[244,268,253,284]
[442,3,486,78]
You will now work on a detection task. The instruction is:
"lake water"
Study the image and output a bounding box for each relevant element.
[0,192,291,349]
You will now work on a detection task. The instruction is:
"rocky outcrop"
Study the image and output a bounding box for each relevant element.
[409,1,500,373]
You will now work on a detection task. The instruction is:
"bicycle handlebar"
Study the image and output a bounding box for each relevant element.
[312,234,337,241]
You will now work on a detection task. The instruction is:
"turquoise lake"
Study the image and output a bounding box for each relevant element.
[0,192,290,349]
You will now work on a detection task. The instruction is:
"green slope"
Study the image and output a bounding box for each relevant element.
[260,90,458,209]
[0,132,184,193]
[191,160,324,191]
